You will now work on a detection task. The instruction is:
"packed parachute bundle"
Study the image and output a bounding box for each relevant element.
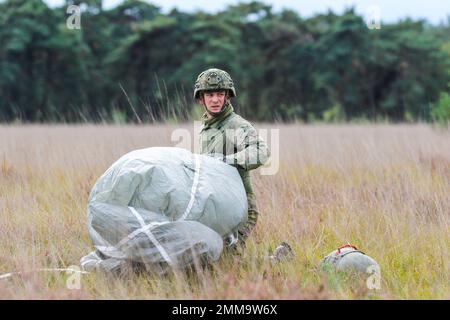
[321,244,380,274]
[80,147,248,274]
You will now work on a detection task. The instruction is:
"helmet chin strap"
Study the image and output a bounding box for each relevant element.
[203,100,227,117]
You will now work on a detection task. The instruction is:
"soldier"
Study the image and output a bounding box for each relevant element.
[194,68,271,250]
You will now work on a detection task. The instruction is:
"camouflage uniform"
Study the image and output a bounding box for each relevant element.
[195,68,270,245]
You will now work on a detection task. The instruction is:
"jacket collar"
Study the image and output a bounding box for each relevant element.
[201,101,234,128]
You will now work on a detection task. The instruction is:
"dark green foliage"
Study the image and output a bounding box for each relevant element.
[431,85,450,125]
[0,0,449,123]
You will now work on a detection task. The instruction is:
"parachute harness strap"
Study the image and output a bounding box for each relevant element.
[334,244,366,260]
[336,244,359,255]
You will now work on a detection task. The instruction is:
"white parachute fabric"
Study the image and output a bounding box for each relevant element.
[81,147,248,273]
[322,246,380,273]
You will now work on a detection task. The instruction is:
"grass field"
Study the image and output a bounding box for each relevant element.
[0,123,449,299]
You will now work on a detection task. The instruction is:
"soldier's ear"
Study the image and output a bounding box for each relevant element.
[197,93,204,105]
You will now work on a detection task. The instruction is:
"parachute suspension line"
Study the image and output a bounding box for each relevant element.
[0,268,89,280]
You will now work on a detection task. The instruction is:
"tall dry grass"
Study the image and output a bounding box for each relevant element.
[0,123,449,299]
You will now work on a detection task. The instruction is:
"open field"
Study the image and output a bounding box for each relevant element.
[0,123,449,299]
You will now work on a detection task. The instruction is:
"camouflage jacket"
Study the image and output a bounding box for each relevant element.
[199,101,270,195]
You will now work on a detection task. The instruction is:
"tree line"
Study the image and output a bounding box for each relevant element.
[1,0,449,123]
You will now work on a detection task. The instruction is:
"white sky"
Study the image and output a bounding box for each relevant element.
[44,0,450,25]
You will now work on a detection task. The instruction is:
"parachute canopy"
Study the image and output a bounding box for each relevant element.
[81,147,248,274]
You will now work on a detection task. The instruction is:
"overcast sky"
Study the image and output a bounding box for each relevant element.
[45,0,450,25]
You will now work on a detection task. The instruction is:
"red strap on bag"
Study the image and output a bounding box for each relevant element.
[336,244,358,255]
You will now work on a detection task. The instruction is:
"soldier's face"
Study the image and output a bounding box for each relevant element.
[202,90,226,113]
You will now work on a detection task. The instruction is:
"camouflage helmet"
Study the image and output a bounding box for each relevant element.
[193,68,236,99]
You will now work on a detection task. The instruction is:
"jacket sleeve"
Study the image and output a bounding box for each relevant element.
[224,124,270,171]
